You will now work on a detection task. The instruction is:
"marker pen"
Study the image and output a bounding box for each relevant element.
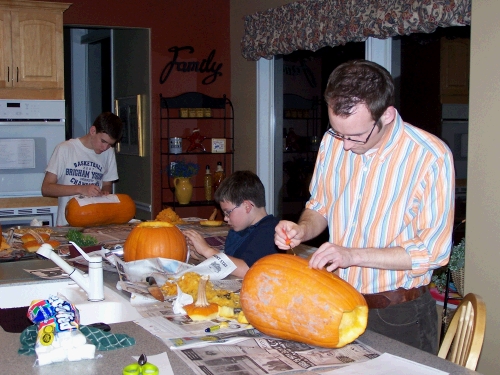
[205,325,220,333]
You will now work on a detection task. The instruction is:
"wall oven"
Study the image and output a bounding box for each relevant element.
[0,99,65,226]
[0,207,56,227]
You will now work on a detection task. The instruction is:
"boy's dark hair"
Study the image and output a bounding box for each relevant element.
[324,59,395,122]
[214,170,266,208]
[92,112,123,141]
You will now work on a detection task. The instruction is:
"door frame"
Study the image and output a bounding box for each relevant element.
[256,38,393,216]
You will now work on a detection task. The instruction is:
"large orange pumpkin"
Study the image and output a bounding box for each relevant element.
[240,254,368,348]
[65,193,136,227]
[123,221,187,262]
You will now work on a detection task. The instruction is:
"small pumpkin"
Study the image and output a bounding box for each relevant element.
[240,254,368,348]
[123,221,187,262]
[65,194,136,227]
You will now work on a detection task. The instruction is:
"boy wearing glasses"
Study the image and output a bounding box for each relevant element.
[42,112,123,226]
[184,170,279,278]
[275,60,455,354]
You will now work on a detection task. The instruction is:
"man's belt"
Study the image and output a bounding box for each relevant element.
[362,285,429,309]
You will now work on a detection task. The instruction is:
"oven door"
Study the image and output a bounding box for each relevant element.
[0,121,65,197]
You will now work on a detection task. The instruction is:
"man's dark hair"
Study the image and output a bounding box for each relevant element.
[324,59,395,121]
[92,112,123,141]
[214,170,266,208]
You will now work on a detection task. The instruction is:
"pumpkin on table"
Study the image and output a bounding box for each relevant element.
[240,253,368,348]
[65,193,136,227]
[123,221,187,262]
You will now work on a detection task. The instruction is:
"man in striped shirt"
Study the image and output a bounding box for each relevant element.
[275,60,455,354]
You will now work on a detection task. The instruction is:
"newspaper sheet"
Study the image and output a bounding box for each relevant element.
[319,353,449,375]
[172,337,381,375]
[113,252,236,283]
[132,293,251,340]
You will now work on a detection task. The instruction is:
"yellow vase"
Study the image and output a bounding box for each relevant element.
[174,177,193,204]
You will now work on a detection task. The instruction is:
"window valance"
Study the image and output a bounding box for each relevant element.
[241,0,471,61]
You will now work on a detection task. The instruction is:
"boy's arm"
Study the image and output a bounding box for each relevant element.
[41,172,102,197]
[184,229,250,278]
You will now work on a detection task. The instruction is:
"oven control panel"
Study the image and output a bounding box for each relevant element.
[0,100,65,120]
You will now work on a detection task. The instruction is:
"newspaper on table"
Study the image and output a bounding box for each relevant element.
[110,251,240,304]
[113,252,236,283]
[172,336,381,375]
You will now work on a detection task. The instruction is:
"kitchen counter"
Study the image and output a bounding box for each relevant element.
[0,260,480,374]
[0,197,58,208]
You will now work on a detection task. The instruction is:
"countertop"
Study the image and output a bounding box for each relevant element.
[0,259,481,374]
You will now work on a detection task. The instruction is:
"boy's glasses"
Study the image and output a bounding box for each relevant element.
[223,204,241,218]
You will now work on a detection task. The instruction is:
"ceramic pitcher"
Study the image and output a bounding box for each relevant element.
[174,177,193,204]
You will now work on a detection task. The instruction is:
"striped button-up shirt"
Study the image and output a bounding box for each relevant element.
[305,112,455,294]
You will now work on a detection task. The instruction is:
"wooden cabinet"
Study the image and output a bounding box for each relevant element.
[0,0,70,100]
[440,37,470,104]
[160,92,234,218]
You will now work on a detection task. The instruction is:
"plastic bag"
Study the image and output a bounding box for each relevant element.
[27,295,96,366]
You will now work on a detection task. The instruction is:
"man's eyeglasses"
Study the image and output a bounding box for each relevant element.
[327,121,378,145]
[223,204,240,218]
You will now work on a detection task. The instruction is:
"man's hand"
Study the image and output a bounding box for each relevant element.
[309,242,354,272]
[275,220,304,250]
[309,243,412,272]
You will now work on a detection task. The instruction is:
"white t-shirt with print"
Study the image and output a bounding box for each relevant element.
[46,138,118,226]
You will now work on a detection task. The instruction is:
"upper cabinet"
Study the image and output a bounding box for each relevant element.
[0,0,70,100]
[440,37,470,104]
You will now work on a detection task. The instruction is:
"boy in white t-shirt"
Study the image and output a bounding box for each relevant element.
[42,112,123,226]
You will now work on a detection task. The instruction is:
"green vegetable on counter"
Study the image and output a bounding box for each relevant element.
[66,229,98,247]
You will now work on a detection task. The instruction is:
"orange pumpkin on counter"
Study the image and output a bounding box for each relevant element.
[240,254,368,348]
[65,194,136,227]
[123,221,187,262]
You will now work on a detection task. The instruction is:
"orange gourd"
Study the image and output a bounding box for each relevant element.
[240,254,368,348]
[123,221,187,262]
[65,194,136,227]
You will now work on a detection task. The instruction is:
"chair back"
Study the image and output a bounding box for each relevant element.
[438,293,486,370]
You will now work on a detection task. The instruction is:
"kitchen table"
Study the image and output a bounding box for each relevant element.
[0,258,481,375]
[0,323,482,374]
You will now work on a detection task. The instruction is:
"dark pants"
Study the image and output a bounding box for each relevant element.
[367,289,438,354]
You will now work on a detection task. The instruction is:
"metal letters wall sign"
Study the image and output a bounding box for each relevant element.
[114,95,144,157]
[160,46,223,85]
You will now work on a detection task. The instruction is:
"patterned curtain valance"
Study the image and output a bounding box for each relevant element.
[241,0,471,61]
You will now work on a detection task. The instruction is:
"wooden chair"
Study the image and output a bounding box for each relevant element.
[438,293,486,370]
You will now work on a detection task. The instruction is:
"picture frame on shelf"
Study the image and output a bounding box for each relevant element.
[211,138,226,153]
[114,95,144,157]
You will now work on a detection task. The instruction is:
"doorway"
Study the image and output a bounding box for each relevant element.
[63,27,153,220]
[262,26,470,246]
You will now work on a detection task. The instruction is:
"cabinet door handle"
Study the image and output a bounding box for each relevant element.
[7,67,9,82]
[16,67,19,82]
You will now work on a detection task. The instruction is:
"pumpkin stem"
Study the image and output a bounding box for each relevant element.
[194,275,211,307]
